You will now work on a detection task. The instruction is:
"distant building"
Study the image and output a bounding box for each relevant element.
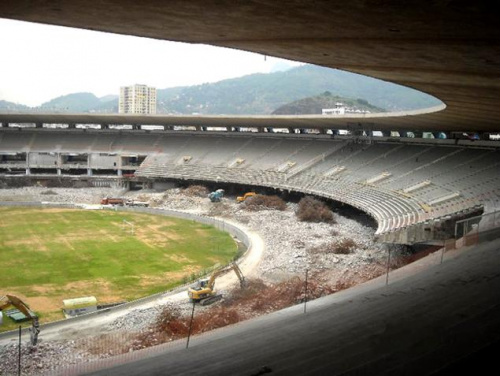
[322,101,372,116]
[119,84,157,114]
[322,102,346,115]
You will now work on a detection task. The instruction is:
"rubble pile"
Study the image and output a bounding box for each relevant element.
[0,341,85,375]
[0,185,397,375]
[130,277,337,350]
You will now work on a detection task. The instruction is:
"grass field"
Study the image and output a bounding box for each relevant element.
[0,206,238,331]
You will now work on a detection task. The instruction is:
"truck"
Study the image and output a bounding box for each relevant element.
[100,198,149,207]
[100,197,125,206]
[125,200,149,207]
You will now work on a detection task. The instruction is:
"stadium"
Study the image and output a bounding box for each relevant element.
[0,1,500,375]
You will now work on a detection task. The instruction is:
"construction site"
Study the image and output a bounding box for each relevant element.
[1,1,500,375]
[0,183,411,373]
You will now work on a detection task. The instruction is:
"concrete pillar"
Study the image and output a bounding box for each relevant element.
[117,169,123,176]
[398,131,409,138]
[87,169,93,176]
[57,169,62,176]
[412,131,423,138]
[479,132,490,140]
[26,168,31,175]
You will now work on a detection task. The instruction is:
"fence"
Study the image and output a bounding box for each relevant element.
[2,204,500,375]
[0,202,253,374]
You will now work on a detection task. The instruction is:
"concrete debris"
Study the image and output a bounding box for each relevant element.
[0,185,397,375]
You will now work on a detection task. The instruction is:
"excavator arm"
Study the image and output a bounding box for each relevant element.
[0,295,40,346]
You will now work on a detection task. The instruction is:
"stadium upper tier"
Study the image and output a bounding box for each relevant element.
[1,130,497,240]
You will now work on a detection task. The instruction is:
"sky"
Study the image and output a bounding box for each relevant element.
[0,18,303,107]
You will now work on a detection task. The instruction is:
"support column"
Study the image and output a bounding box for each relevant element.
[479,132,490,140]
[412,131,423,138]
[87,154,92,176]
[26,153,30,175]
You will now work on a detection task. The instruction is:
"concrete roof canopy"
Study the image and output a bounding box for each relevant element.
[0,0,499,133]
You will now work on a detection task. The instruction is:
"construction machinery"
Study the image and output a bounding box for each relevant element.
[100,197,125,205]
[188,262,246,305]
[100,197,149,207]
[208,189,225,202]
[237,192,256,202]
[0,295,40,345]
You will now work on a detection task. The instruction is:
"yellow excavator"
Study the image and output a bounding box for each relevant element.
[0,294,40,345]
[237,192,256,203]
[188,262,246,305]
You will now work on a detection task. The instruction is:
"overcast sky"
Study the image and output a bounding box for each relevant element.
[0,18,302,107]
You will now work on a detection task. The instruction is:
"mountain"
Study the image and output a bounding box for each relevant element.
[156,65,441,115]
[40,93,117,113]
[0,100,31,112]
[272,92,386,115]
[1,64,441,114]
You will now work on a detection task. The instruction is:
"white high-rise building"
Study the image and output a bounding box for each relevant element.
[119,84,157,114]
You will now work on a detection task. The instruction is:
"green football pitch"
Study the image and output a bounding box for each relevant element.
[0,206,238,330]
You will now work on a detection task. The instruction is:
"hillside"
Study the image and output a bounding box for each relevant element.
[0,65,441,114]
[156,65,441,115]
[272,92,385,115]
[0,100,31,112]
[40,93,117,113]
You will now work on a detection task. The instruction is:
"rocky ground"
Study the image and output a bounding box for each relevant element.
[0,185,395,375]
